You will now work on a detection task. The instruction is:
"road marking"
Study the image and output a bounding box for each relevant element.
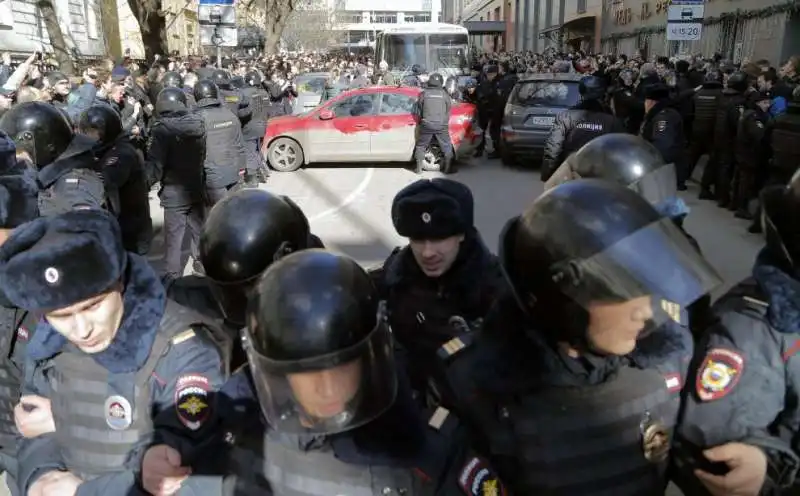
[308,167,375,222]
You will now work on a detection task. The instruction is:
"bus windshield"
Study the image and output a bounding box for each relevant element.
[429,34,468,71]
[381,32,468,72]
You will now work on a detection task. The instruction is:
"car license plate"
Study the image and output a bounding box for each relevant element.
[530,116,555,126]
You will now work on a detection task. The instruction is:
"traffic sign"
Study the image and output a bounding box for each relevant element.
[670,0,704,4]
[668,4,704,22]
[200,25,238,46]
[667,22,702,41]
[198,4,235,24]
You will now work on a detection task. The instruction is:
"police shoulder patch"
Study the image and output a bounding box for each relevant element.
[458,456,506,496]
[696,348,745,401]
[175,374,211,430]
[656,120,667,132]
[661,300,682,324]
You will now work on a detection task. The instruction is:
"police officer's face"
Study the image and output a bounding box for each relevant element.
[409,234,464,278]
[585,296,653,355]
[287,360,362,420]
[45,284,125,354]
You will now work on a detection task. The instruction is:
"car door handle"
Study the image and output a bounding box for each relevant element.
[353,124,368,129]
[381,123,391,129]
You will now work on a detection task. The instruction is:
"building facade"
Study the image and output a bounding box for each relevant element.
[600,0,800,63]
[331,0,442,48]
[118,0,200,58]
[0,0,106,57]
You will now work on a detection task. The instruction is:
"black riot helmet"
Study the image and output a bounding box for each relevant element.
[212,69,232,89]
[243,249,397,434]
[78,105,123,145]
[411,64,422,75]
[199,188,313,324]
[155,87,188,115]
[0,101,73,167]
[579,75,607,100]
[428,72,444,88]
[231,76,245,89]
[727,71,749,92]
[546,134,677,208]
[498,180,721,346]
[193,79,219,101]
[161,71,183,89]
[245,70,263,87]
[704,70,723,83]
[761,169,800,271]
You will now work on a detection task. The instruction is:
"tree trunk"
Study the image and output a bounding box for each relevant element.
[37,0,75,74]
[126,0,168,61]
[263,0,295,54]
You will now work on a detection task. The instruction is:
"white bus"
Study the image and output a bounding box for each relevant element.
[374,23,469,78]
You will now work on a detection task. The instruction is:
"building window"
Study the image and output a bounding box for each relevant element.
[422,0,432,10]
[373,12,397,23]
[85,0,99,39]
[438,12,442,22]
[405,13,431,22]
[577,0,586,13]
[494,6,500,20]
[0,0,13,29]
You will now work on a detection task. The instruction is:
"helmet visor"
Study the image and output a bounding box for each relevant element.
[242,318,398,435]
[544,155,578,190]
[209,280,255,327]
[629,163,678,207]
[550,217,722,325]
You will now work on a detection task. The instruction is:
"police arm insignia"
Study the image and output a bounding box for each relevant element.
[458,456,507,496]
[175,374,211,430]
[696,348,744,401]
[656,120,667,132]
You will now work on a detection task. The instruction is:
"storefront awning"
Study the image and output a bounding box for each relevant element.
[463,21,506,35]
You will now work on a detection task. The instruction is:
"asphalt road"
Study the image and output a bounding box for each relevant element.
[146,155,761,294]
[1,155,761,495]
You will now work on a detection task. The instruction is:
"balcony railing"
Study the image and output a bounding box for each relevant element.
[577,0,587,14]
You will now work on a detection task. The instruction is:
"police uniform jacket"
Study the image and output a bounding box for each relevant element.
[770,102,800,180]
[0,305,37,454]
[415,87,452,128]
[735,106,771,170]
[692,81,724,138]
[640,100,688,169]
[713,90,747,166]
[542,100,626,181]
[16,254,227,495]
[370,233,506,399]
[194,98,250,190]
[673,251,800,494]
[610,86,644,135]
[434,296,693,495]
[36,136,107,216]
[100,136,153,255]
[219,88,253,126]
[146,109,207,208]
[211,364,508,495]
[240,86,270,142]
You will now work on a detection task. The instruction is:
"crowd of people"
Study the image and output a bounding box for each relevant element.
[0,44,794,496]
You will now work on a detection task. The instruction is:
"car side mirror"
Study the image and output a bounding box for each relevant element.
[319,109,334,120]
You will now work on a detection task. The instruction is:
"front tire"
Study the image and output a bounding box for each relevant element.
[267,138,304,172]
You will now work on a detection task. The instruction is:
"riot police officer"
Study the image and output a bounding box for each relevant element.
[148,87,208,279]
[239,71,271,182]
[193,80,256,205]
[691,70,725,199]
[761,88,800,234]
[732,90,772,221]
[488,61,518,161]
[433,179,721,494]
[474,65,498,157]
[640,82,689,190]
[413,72,454,174]
[212,69,252,125]
[0,209,227,495]
[0,101,106,215]
[712,71,750,208]
[370,179,505,401]
[79,105,153,254]
[165,188,321,369]
[541,75,625,181]
[545,133,713,337]
[161,70,196,107]
[402,64,424,87]
[216,249,508,494]
[672,170,800,495]
[0,172,39,496]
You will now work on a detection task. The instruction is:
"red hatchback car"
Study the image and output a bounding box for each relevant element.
[261,86,482,172]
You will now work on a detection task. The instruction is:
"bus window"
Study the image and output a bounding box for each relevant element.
[384,34,427,71]
[429,34,468,72]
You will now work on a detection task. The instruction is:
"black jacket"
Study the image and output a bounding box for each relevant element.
[542,100,625,181]
[640,100,687,168]
[194,98,249,189]
[146,109,207,207]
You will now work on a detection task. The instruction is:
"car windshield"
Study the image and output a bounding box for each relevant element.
[512,81,580,107]
[295,76,328,95]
